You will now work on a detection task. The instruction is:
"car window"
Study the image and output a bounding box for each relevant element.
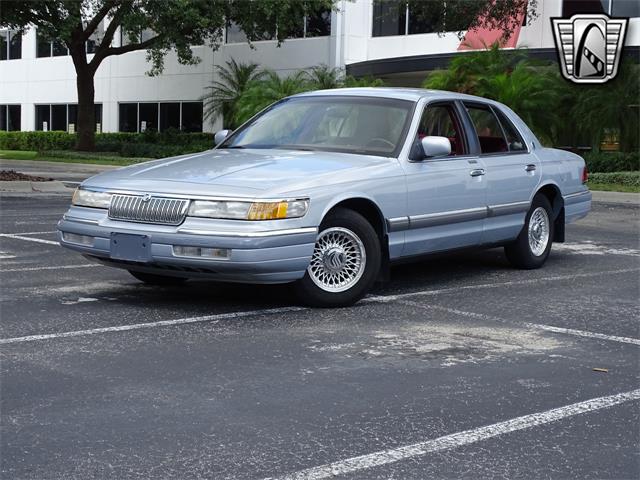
[413,103,466,157]
[494,108,527,152]
[465,104,508,154]
[221,96,415,157]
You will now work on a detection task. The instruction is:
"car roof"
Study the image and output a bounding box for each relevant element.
[293,87,493,104]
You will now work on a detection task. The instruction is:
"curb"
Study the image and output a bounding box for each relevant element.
[0,180,72,194]
[591,190,640,206]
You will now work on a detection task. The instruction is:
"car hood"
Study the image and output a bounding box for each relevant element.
[82,148,398,198]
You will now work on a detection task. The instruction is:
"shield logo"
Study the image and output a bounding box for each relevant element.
[141,194,152,202]
[551,14,628,84]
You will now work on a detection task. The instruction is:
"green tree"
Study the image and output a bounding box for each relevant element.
[234,70,312,125]
[423,43,528,93]
[423,44,565,144]
[1,0,335,150]
[474,63,565,144]
[202,59,265,130]
[303,64,343,89]
[570,61,640,152]
[343,75,386,88]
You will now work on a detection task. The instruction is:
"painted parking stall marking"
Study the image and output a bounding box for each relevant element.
[1,264,100,273]
[2,268,638,345]
[271,389,640,480]
[393,300,640,346]
[0,306,306,345]
[0,233,58,246]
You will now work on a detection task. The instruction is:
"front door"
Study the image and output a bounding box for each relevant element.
[462,103,541,244]
[401,101,486,257]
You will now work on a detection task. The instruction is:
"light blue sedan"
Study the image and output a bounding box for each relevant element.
[58,88,591,307]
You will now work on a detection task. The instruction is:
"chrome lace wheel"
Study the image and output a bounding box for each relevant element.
[308,227,366,293]
[528,206,550,257]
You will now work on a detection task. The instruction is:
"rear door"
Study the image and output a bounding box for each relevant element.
[462,103,540,244]
[400,100,486,257]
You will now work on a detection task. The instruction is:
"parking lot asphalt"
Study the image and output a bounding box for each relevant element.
[1,194,639,480]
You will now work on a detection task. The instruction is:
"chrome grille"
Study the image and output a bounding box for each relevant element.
[108,194,189,225]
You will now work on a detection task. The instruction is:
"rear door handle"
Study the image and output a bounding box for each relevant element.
[470,168,486,177]
[525,164,537,172]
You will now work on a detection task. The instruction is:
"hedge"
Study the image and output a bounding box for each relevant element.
[0,130,215,158]
[583,151,640,173]
[588,171,640,187]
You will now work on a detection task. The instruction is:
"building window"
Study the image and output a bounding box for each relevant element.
[118,102,203,133]
[372,0,407,37]
[36,31,69,57]
[36,27,101,57]
[612,0,640,17]
[0,105,21,131]
[139,103,159,132]
[562,0,638,17]
[372,1,468,37]
[35,104,102,131]
[181,102,204,133]
[225,8,331,43]
[0,30,22,60]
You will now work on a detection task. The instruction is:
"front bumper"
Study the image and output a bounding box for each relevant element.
[57,206,317,284]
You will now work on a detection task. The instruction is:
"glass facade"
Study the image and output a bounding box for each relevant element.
[563,0,639,17]
[119,102,203,133]
[35,104,102,131]
[226,8,331,43]
[0,105,21,131]
[0,30,22,60]
[372,1,467,37]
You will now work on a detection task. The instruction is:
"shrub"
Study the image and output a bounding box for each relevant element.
[589,171,640,187]
[0,131,214,158]
[0,131,75,150]
[583,151,640,173]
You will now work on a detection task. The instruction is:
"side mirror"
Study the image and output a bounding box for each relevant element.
[421,136,451,159]
[214,129,231,146]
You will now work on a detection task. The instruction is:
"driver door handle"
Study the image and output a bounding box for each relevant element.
[469,168,486,177]
[525,164,537,172]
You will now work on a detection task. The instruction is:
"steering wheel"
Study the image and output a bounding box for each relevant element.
[366,138,395,149]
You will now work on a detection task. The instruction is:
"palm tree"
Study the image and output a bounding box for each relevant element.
[343,75,385,88]
[304,64,344,89]
[202,59,265,129]
[423,42,529,93]
[234,70,312,125]
[570,61,640,152]
[474,63,566,144]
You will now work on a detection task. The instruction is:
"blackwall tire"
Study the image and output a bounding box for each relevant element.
[295,208,381,307]
[504,194,554,269]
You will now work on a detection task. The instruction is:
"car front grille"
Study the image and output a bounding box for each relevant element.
[108,194,189,225]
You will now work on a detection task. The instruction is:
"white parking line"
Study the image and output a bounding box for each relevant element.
[368,267,640,302]
[0,268,638,345]
[0,234,58,245]
[0,306,306,344]
[394,300,640,346]
[1,264,100,273]
[271,389,640,480]
[0,231,56,236]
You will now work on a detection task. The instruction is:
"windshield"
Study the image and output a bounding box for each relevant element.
[220,96,415,157]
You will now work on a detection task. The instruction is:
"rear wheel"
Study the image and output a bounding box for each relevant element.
[505,194,554,269]
[295,208,381,307]
[128,270,187,285]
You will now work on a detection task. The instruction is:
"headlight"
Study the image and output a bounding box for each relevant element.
[188,199,309,220]
[72,188,112,208]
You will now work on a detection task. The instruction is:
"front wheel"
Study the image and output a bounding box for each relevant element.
[295,208,381,307]
[504,194,554,269]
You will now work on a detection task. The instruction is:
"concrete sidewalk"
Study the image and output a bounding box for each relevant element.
[0,159,118,183]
